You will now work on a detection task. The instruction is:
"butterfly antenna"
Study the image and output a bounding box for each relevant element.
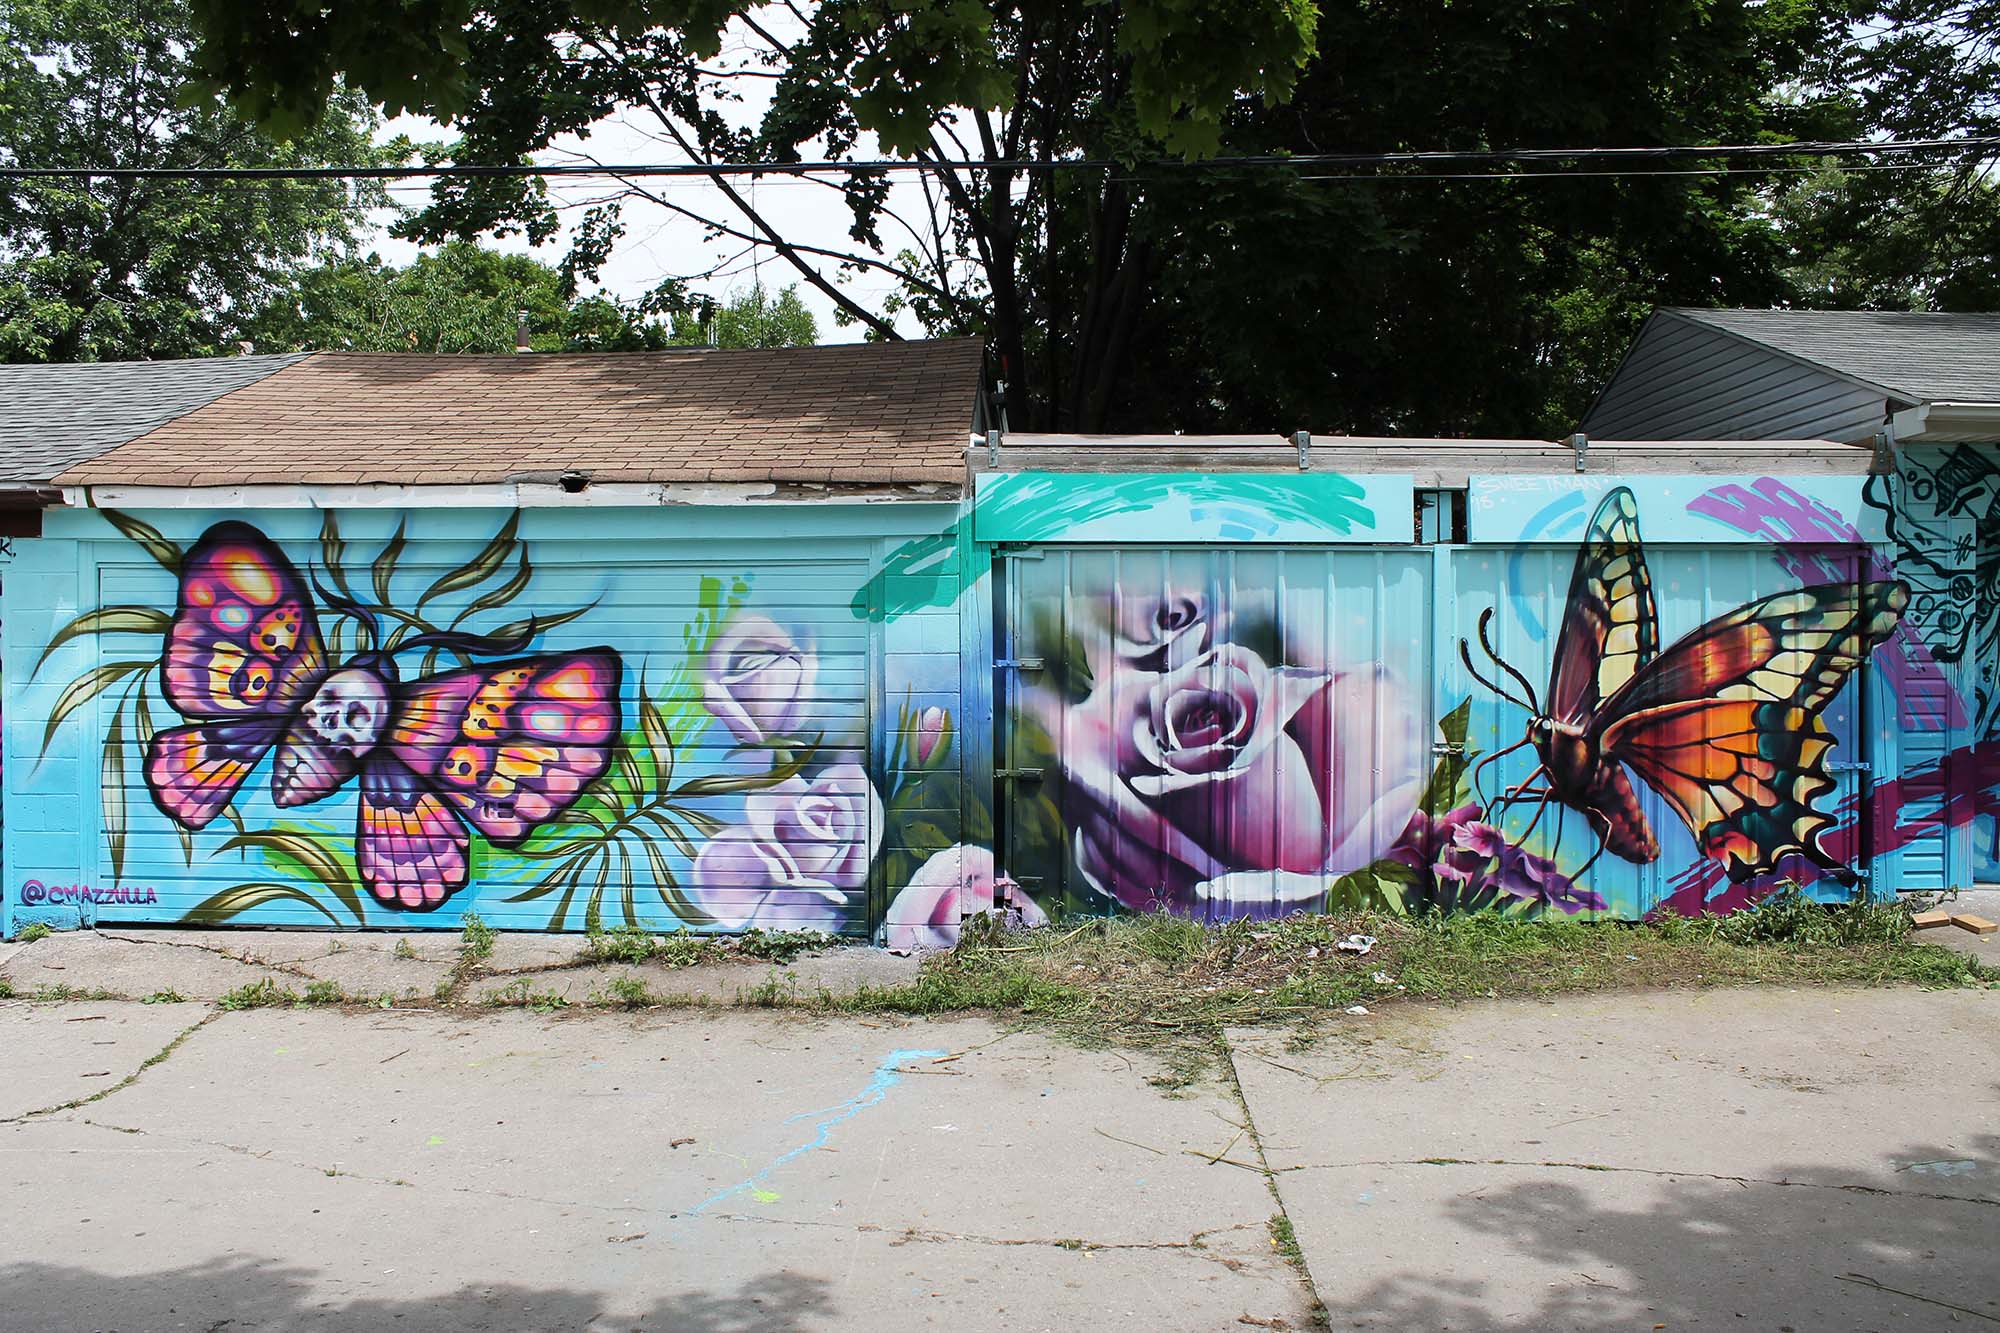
[1459,633,1534,713]
[396,616,542,659]
[311,570,379,653]
[1476,608,1543,715]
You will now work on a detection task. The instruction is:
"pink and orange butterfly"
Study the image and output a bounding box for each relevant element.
[1460,487,1907,885]
[145,522,623,911]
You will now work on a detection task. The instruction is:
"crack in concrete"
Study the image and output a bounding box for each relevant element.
[0,1011,222,1123]
[90,930,334,982]
[1296,1156,2000,1209]
[1220,1034,1328,1323]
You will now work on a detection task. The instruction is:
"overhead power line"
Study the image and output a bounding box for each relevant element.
[2,134,1996,183]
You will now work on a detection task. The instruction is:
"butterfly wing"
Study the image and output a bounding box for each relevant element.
[161,522,327,720]
[145,719,283,829]
[357,759,471,911]
[387,651,622,845]
[1599,580,1909,882]
[1548,487,1659,726]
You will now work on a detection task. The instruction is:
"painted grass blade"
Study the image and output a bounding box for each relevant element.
[372,518,408,606]
[33,608,170,676]
[100,508,184,574]
[217,830,366,924]
[103,699,128,883]
[185,881,343,926]
[487,604,593,643]
[40,660,153,759]
[319,510,356,600]
[451,549,533,628]
[419,512,519,608]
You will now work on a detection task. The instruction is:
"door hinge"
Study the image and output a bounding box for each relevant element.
[1431,740,1466,757]
[995,767,1044,781]
[995,657,1044,671]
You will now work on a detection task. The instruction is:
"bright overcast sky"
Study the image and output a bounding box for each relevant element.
[363,19,942,343]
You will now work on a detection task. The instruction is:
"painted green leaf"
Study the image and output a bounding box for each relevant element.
[419,511,519,608]
[185,882,342,926]
[319,509,355,601]
[487,604,592,643]
[218,830,365,924]
[372,518,408,606]
[40,660,153,758]
[33,608,170,676]
[640,833,715,927]
[452,549,533,628]
[1419,697,1476,816]
[101,508,184,574]
[103,702,127,883]
[504,850,591,902]
[639,694,675,797]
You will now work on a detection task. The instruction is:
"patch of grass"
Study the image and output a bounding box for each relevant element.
[458,912,495,964]
[16,922,52,943]
[142,989,187,1005]
[737,928,832,965]
[393,938,418,960]
[303,980,344,1006]
[596,974,653,1008]
[29,984,118,1001]
[219,978,299,1010]
[484,978,569,1013]
[724,895,1987,1058]
[1268,1213,1304,1267]
[0,977,14,1000]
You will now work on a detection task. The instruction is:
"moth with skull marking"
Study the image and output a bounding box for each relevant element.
[145,522,623,911]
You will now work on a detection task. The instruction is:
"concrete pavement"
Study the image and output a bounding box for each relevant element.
[0,985,1993,1330]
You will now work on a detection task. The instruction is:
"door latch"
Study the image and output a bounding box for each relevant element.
[995,767,1044,781]
[995,657,1044,671]
[1431,740,1466,758]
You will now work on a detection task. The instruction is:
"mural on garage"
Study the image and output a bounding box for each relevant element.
[25,508,969,935]
[20,464,2000,937]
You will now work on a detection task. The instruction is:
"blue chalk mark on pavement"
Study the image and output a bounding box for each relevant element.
[685,1047,948,1216]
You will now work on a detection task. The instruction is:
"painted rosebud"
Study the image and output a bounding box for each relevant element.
[915,706,950,767]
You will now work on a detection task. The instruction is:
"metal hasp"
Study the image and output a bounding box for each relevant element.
[994,767,1044,781]
[994,657,1044,671]
[1294,430,1311,471]
[986,428,1002,468]
[1870,427,1895,475]
[1572,432,1588,473]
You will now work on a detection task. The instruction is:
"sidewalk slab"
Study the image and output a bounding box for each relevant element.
[0,1000,204,1120]
[1231,986,2000,1330]
[1,1007,1310,1331]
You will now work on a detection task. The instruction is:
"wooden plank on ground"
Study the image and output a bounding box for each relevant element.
[1950,913,1998,935]
[1911,909,1953,929]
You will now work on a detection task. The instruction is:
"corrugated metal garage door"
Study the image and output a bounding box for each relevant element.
[82,535,876,933]
[996,545,1433,920]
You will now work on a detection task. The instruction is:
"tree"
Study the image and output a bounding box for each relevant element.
[245,241,685,352]
[184,0,1319,429]
[185,1,1997,435]
[0,0,395,362]
[667,283,818,349]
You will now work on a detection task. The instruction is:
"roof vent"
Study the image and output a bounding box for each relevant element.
[515,309,532,354]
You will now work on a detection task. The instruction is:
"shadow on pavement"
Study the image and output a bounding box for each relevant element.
[1333,1132,1999,1330]
[0,1255,838,1331]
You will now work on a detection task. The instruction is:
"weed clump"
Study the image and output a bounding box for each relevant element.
[738,928,832,964]
[16,922,52,943]
[219,978,299,1010]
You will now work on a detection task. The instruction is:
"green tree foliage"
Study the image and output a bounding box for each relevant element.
[246,241,684,352]
[248,246,817,352]
[668,284,818,349]
[0,0,394,362]
[183,1,1999,435]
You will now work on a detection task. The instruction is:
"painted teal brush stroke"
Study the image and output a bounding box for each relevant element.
[683,1046,949,1216]
[853,472,1378,622]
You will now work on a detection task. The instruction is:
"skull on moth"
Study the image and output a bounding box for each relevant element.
[301,667,392,755]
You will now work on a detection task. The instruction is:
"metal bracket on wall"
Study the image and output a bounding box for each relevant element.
[1294,430,1311,471]
[994,657,1044,672]
[1829,760,1874,774]
[986,428,1003,467]
[995,767,1044,782]
[1572,432,1588,473]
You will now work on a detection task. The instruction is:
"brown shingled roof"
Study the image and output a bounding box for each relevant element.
[55,339,984,489]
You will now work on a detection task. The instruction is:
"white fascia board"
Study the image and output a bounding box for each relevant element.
[1891,402,2000,443]
[60,480,952,509]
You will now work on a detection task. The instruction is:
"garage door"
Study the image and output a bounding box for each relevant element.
[995,544,1434,921]
[74,521,875,933]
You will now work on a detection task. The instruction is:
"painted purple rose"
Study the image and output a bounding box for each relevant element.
[884,845,1047,951]
[1489,845,1607,915]
[703,614,815,744]
[1115,589,1214,670]
[688,764,882,929]
[1059,644,1422,916]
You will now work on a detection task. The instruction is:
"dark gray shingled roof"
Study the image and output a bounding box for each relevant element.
[0,354,307,483]
[1671,308,2000,405]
